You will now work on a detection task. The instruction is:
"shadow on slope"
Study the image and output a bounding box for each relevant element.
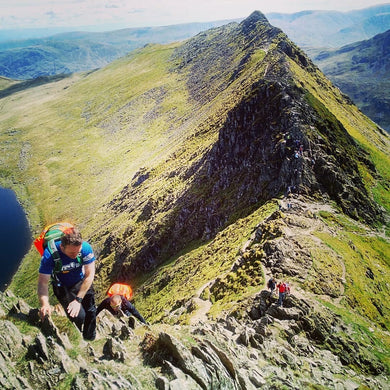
[108,76,382,283]
[0,73,75,99]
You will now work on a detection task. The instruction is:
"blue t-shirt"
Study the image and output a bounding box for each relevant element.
[39,241,95,287]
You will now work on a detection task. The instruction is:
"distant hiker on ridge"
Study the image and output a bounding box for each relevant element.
[267,277,277,295]
[277,280,290,307]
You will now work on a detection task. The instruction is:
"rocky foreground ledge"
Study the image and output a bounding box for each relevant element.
[0,286,388,390]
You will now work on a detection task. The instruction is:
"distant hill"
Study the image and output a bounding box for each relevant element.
[2,4,390,80]
[0,27,83,42]
[267,3,390,48]
[312,29,390,132]
[0,41,122,78]
[0,20,237,80]
[0,75,18,90]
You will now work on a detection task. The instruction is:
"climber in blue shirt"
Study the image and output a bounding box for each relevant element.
[37,226,97,340]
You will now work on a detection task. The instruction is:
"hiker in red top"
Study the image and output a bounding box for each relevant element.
[277,281,290,307]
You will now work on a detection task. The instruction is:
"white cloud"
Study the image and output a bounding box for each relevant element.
[0,0,386,30]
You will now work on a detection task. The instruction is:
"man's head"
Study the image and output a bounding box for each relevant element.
[60,227,82,259]
[109,295,122,312]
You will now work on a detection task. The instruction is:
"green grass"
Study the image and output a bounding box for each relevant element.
[320,299,390,373]
[57,375,76,390]
[303,237,344,297]
[1,43,188,228]
[316,212,390,331]
[135,200,277,323]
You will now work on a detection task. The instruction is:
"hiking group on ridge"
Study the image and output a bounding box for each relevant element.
[35,222,291,340]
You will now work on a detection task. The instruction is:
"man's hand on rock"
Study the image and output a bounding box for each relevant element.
[39,304,52,320]
[67,300,81,317]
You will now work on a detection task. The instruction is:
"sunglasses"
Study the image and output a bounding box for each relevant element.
[110,303,121,309]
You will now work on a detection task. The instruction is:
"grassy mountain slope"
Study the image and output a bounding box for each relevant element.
[2,6,390,142]
[0,40,122,79]
[1,11,389,387]
[312,29,390,133]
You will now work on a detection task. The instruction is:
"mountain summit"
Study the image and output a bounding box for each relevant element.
[241,10,270,29]
[2,11,389,389]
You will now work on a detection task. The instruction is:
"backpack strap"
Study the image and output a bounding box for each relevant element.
[47,239,62,274]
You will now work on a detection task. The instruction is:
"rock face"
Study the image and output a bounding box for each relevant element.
[0,286,387,389]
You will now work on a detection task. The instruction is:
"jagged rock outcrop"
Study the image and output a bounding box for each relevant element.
[1,273,387,389]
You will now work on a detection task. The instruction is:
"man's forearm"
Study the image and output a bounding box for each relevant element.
[37,277,52,318]
[38,283,49,306]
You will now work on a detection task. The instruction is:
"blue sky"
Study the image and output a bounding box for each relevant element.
[0,0,388,30]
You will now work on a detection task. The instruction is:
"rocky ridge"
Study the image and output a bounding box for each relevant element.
[2,198,389,389]
[0,293,387,389]
[97,12,385,284]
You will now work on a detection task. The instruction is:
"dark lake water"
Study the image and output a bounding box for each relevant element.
[0,187,32,291]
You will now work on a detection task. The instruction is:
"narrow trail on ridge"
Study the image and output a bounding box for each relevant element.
[279,196,347,301]
[189,282,213,325]
[187,195,382,323]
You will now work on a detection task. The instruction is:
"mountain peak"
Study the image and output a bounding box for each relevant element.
[244,10,268,23]
[237,9,284,46]
[240,10,271,31]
